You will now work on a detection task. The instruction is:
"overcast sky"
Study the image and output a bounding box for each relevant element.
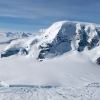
[0,0,100,32]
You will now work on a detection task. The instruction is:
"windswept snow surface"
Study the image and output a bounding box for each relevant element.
[0,86,100,100]
[0,21,100,99]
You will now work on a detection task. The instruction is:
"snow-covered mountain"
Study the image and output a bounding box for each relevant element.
[0,32,35,38]
[1,21,100,100]
[0,31,35,46]
[1,21,100,61]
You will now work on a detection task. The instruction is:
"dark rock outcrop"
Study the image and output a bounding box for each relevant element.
[97,57,100,65]
[1,50,19,58]
[38,44,50,59]
[1,48,28,58]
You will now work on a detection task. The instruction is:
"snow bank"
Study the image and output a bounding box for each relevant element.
[0,81,9,87]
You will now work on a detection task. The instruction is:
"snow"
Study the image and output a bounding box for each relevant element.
[0,21,100,86]
[2,20,100,59]
[0,81,9,87]
[0,49,100,87]
[0,20,100,99]
[0,86,100,100]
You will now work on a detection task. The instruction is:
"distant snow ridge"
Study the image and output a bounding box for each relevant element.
[0,32,34,38]
[21,32,29,38]
[1,21,100,59]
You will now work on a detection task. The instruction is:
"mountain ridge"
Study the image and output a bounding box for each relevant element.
[1,21,100,61]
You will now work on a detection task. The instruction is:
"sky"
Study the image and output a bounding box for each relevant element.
[0,0,100,33]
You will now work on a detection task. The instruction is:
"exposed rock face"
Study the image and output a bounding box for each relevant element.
[38,44,50,59]
[1,49,28,58]
[75,24,99,51]
[97,57,100,65]
[1,50,19,58]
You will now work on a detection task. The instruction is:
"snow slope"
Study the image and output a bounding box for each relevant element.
[0,49,100,87]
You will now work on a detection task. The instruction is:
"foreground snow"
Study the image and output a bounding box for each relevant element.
[0,48,100,87]
[0,86,100,100]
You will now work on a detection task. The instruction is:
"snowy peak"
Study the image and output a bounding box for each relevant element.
[0,32,35,38]
[1,21,100,59]
[21,32,29,38]
[42,21,100,51]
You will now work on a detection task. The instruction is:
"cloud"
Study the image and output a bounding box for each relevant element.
[1,0,96,19]
[0,0,100,32]
[0,0,100,23]
[0,0,99,20]
[0,0,68,19]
